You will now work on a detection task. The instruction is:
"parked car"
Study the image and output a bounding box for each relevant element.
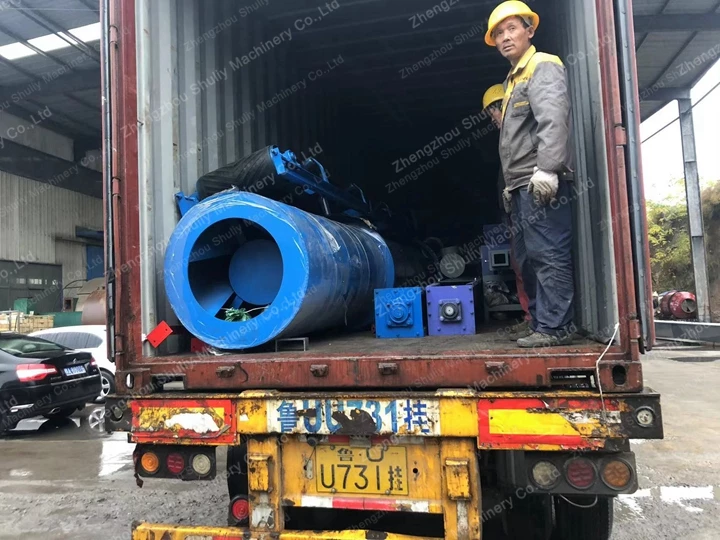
[0,333,101,432]
[30,326,114,401]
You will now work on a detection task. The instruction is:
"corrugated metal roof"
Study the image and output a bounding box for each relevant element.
[636,0,720,119]
[664,0,719,15]
[0,0,98,45]
[0,0,100,140]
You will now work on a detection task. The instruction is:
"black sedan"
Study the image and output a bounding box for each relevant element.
[0,333,102,432]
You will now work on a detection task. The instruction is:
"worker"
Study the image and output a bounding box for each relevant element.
[482,84,532,339]
[486,1,575,347]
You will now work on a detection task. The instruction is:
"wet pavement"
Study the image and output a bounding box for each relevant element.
[0,350,718,539]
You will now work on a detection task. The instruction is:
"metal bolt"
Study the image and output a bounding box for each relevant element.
[331,488,337,494]
[385,489,391,495]
[635,408,655,427]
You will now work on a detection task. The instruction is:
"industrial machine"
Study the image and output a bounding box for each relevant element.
[165,146,439,350]
[165,190,395,350]
[656,290,698,320]
[374,287,426,338]
[426,279,482,336]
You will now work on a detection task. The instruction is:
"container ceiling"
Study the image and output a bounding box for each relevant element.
[0,0,716,151]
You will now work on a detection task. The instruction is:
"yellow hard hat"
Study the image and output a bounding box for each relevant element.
[483,84,505,110]
[485,1,540,46]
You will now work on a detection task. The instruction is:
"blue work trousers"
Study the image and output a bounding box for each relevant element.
[510,181,574,336]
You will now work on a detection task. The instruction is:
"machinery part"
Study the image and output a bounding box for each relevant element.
[164,192,394,349]
[440,252,466,278]
[374,288,425,338]
[426,280,481,336]
[658,291,697,320]
[195,146,370,217]
[440,300,462,321]
[387,241,429,283]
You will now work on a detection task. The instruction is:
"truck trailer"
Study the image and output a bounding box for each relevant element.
[102,0,663,538]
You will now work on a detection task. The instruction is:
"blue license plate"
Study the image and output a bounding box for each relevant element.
[63,365,87,376]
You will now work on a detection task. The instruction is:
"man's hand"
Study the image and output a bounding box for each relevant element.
[528,167,558,206]
[502,188,512,214]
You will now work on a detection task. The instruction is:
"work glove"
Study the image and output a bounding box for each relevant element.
[528,167,559,206]
[502,188,512,214]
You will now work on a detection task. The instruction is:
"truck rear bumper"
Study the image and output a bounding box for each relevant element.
[132,523,436,540]
[106,389,664,451]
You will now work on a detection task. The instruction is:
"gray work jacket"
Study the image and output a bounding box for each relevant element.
[499,46,573,191]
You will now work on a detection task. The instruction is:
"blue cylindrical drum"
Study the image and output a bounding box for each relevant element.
[164,192,395,349]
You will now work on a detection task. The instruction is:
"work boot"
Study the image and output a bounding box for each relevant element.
[507,319,533,340]
[517,331,573,348]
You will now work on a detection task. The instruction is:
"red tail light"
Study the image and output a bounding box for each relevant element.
[16,364,58,382]
[230,495,249,524]
[166,453,185,475]
[565,458,597,489]
[90,357,98,366]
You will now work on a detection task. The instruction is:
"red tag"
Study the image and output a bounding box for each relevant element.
[147,321,173,348]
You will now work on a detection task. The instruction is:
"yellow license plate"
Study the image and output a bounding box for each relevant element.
[315,445,409,496]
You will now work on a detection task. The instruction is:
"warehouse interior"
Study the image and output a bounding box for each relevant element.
[1,0,719,337]
[0,0,102,324]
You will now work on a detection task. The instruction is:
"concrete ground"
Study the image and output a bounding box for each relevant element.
[0,349,718,540]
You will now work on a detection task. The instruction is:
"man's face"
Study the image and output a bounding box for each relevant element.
[488,105,503,129]
[493,16,534,63]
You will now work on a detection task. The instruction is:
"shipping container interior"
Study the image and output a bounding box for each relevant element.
[135,0,618,358]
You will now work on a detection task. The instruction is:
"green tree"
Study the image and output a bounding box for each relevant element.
[647,199,693,292]
[646,179,720,320]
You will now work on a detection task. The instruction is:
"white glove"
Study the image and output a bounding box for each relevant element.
[502,188,512,214]
[527,167,559,206]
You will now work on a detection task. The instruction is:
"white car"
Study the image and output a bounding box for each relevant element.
[30,325,115,401]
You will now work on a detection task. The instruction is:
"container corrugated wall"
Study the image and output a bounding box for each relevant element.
[549,0,619,341]
[0,171,103,296]
[135,0,305,353]
[135,0,620,353]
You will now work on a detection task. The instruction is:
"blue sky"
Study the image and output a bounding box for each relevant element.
[640,60,720,203]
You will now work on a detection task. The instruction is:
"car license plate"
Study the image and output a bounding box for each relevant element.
[315,445,409,495]
[63,365,86,376]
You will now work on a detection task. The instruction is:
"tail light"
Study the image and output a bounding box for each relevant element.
[230,495,250,525]
[139,451,160,475]
[135,445,216,480]
[16,364,58,382]
[191,453,213,477]
[565,458,597,489]
[90,357,98,367]
[531,461,560,489]
[602,459,632,490]
[166,453,186,475]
